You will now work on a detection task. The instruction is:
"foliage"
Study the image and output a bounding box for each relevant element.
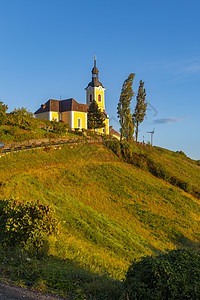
[0,198,59,253]
[117,73,135,141]
[8,107,38,130]
[105,139,197,195]
[51,120,67,134]
[87,100,105,130]
[124,249,200,299]
[0,101,8,125]
[132,80,147,142]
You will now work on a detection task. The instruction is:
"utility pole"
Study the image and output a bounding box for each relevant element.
[147,129,155,146]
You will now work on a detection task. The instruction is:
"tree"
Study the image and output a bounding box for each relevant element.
[0,101,8,125]
[132,80,147,142]
[9,107,38,130]
[87,100,105,131]
[124,249,200,300]
[117,73,135,141]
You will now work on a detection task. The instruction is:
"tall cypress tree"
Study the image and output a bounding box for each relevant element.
[87,100,105,131]
[132,80,147,142]
[117,73,135,141]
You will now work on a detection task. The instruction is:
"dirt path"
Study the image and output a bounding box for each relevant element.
[0,283,67,300]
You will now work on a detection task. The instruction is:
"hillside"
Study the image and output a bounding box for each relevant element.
[0,141,200,298]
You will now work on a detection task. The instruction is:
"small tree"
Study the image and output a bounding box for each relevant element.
[0,101,8,125]
[117,73,135,141]
[87,100,105,131]
[132,80,147,142]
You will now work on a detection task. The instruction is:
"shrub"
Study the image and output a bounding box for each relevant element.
[52,120,67,134]
[0,198,59,253]
[105,140,122,157]
[123,249,200,300]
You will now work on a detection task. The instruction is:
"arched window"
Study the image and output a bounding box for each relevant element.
[89,94,92,102]
[98,94,101,102]
[78,118,81,129]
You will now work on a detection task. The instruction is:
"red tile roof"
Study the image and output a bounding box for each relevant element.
[35,98,88,114]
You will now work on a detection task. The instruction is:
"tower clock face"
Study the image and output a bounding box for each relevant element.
[98,86,102,91]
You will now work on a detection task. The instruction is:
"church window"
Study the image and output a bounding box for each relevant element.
[78,118,81,129]
[102,128,105,133]
[98,94,101,102]
[89,94,92,102]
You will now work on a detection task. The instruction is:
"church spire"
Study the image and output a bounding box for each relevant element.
[92,55,99,80]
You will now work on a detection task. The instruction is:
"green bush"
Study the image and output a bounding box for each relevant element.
[124,249,200,299]
[0,198,59,253]
[105,139,122,157]
[52,120,67,134]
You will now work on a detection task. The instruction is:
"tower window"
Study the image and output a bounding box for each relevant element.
[98,94,101,102]
[78,118,81,129]
[89,94,92,102]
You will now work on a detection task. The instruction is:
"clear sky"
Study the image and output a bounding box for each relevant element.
[0,0,200,159]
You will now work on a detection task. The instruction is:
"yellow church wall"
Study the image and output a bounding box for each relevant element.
[51,112,60,121]
[87,89,95,106]
[97,118,109,134]
[35,112,49,121]
[73,112,87,129]
[61,111,71,126]
[95,88,105,109]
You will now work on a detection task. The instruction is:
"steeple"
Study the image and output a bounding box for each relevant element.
[92,56,99,79]
[86,56,104,88]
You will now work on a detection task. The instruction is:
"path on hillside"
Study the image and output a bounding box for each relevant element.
[0,283,68,300]
[0,137,104,156]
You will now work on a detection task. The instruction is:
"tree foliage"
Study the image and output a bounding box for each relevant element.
[8,107,38,130]
[0,198,59,253]
[87,100,105,130]
[132,80,147,142]
[117,73,135,141]
[0,101,8,125]
[124,249,200,299]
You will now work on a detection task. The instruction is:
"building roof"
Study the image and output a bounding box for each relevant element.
[109,126,120,137]
[35,98,88,115]
[85,57,104,89]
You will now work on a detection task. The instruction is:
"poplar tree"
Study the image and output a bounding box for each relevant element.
[117,73,135,141]
[132,80,147,142]
[87,100,105,131]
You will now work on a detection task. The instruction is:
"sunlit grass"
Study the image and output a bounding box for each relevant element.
[0,142,200,289]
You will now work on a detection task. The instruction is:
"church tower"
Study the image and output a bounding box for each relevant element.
[85,56,109,134]
[85,56,106,112]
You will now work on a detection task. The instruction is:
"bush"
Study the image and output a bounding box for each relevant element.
[0,198,59,253]
[52,120,67,134]
[124,249,200,300]
[105,139,122,157]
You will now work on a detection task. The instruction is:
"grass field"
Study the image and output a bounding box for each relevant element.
[0,142,200,298]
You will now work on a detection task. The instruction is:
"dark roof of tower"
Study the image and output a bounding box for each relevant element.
[85,57,104,89]
[34,98,88,114]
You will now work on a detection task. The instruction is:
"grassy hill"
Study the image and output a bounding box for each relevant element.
[0,140,200,298]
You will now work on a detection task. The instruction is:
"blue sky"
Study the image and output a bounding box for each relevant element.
[0,0,200,159]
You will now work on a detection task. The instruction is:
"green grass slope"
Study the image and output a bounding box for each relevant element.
[0,142,200,297]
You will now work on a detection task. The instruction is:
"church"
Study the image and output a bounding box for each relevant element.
[34,57,109,134]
